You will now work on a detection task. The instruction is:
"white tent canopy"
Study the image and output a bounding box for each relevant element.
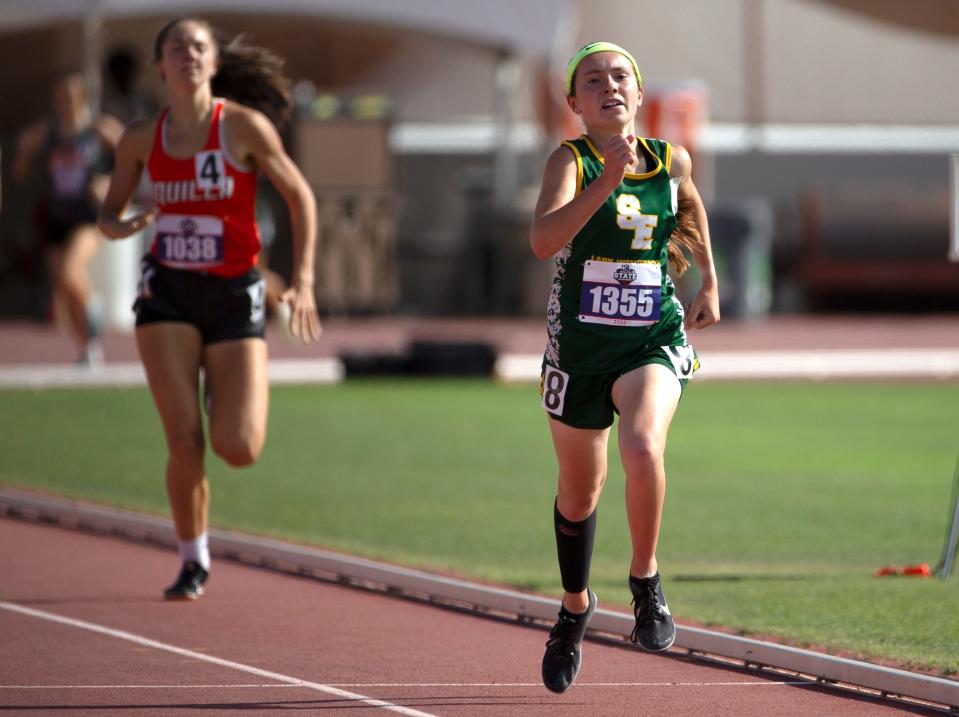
[0,0,576,60]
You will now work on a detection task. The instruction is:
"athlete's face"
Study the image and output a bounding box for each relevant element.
[567,52,642,130]
[51,74,86,121]
[157,21,218,90]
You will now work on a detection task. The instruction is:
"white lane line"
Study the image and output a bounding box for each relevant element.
[0,602,436,717]
[330,682,813,688]
[0,685,303,689]
[0,681,813,689]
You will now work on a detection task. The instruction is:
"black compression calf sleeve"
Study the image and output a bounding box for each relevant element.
[553,499,596,593]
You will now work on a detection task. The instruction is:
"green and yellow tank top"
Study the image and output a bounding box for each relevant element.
[545,135,686,373]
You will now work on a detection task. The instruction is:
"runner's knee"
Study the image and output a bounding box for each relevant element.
[58,270,85,297]
[210,430,263,468]
[619,434,663,478]
[557,484,604,521]
[166,427,205,469]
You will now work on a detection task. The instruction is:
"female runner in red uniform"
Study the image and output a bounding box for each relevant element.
[98,17,321,599]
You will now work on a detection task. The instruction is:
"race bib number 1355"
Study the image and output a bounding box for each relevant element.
[578,260,662,327]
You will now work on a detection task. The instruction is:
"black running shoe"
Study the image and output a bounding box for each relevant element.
[541,589,597,693]
[163,561,209,600]
[629,573,675,651]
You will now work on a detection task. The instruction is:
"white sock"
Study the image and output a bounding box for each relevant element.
[177,533,210,571]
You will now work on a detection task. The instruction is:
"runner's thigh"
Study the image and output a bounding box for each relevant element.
[549,418,610,517]
[202,338,268,452]
[611,363,681,453]
[136,323,204,448]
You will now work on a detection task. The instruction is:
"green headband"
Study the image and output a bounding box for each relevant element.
[565,41,642,96]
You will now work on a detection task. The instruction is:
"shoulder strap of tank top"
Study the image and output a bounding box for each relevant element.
[203,100,225,150]
[150,107,170,163]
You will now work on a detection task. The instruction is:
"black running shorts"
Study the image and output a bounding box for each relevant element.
[45,199,99,246]
[134,255,266,344]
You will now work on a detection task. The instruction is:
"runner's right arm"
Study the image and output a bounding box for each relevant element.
[530,138,633,260]
[97,120,157,240]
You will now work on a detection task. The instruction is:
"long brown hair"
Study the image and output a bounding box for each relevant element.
[668,203,703,276]
[153,17,293,128]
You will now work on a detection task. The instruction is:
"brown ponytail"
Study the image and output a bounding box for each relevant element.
[667,202,703,277]
[154,17,293,129]
[212,32,292,129]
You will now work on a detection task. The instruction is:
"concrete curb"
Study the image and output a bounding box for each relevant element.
[0,358,343,389]
[495,349,959,382]
[1,486,956,712]
[2,348,959,388]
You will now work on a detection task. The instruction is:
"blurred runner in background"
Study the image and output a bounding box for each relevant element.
[13,71,123,365]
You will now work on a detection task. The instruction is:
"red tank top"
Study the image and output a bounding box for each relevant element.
[146,99,259,277]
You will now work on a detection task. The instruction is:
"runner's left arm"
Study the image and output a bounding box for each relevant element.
[671,144,719,330]
[236,108,321,343]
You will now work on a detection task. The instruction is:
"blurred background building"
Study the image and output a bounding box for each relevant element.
[1,0,958,326]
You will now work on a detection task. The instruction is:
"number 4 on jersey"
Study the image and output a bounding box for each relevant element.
[195,151,225,191]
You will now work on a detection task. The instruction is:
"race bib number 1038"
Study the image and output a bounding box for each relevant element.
[155,213,225,269]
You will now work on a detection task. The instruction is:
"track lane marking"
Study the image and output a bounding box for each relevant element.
[0,601,436,717]
[0,684,305,689]
[0,681,813,689]
[331,681,814,687]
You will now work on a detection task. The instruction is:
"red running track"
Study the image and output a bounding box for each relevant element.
[0,517,942,716]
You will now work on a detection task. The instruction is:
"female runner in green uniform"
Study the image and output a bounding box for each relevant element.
[531,42,720,693]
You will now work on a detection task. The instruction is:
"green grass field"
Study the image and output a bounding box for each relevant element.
[1,379,957,674]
